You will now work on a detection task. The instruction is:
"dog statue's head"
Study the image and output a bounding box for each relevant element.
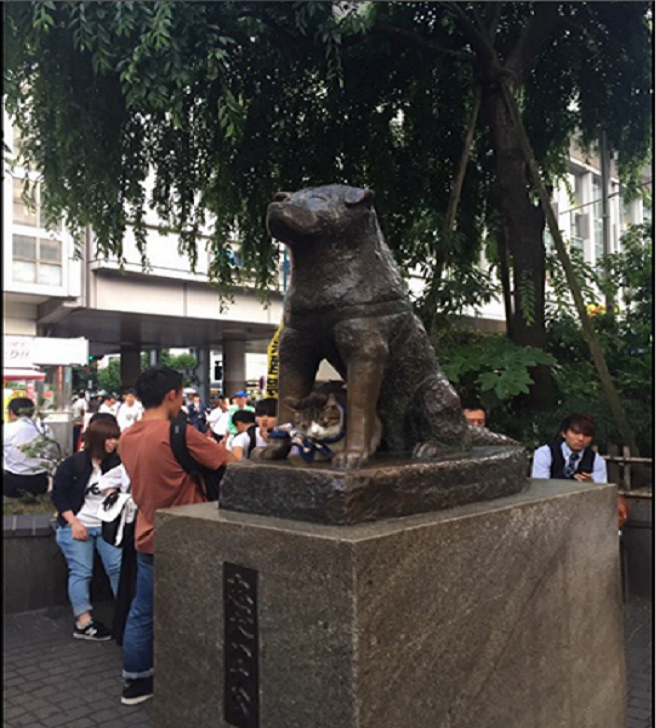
[266,185,375,246]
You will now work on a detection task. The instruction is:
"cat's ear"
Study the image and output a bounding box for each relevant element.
[283,397,300,414]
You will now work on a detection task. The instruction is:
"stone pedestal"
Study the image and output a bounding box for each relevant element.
[221,446,528,525]
[154,479,626,728]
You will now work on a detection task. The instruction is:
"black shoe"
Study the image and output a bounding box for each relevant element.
[121,676,154,706]
[73,620,113,641]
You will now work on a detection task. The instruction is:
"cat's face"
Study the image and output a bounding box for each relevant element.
[286,394,344,441]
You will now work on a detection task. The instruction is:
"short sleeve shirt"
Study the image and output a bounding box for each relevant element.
[76,466,105,528]
[119,419,231,554]
[231,428,267,459]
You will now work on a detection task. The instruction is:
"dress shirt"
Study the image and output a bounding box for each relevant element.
[3,417,54,475]
[531,441,607,483]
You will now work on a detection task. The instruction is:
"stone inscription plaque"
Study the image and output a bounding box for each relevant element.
[224,563,259,728]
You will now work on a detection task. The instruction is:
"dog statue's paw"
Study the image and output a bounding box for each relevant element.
[412,441,446,460]
[332,449,370,470]
[250,441,291,461]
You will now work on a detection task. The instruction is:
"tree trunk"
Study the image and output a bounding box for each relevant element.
[491,179,515,340]
[498,79,640,455]
[482,86,554,408]
[420,86,481,342]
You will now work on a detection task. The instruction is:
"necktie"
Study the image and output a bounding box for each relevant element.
[564,452,578,478]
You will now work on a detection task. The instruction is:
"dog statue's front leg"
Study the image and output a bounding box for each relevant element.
[332,350,384,470]
[250,327,318,463]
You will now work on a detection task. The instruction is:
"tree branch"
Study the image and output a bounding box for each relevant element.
[505,3,562,83]
[440,1,500,70]
[470,5,489,40]
[372,22,475,62]
[445,84,482,231]
[485,3,503,42]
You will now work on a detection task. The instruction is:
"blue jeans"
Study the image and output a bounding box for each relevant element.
[55,525,122,618]
[123,552,154,680]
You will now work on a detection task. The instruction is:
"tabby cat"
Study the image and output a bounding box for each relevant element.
[285,382,381,462]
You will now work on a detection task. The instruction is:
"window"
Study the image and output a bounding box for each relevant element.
[568,173,585,252]
[12,178,39,227]
[10,125,23,157]
[592,177,603,262]
[569,235,584,255]
[12,177,63,287]
[12,234,63,286]
[569,213,587,253]
[12,178,59,230]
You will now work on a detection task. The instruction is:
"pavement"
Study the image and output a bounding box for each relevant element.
[3,602,150,728]
[3,596,652,728]
[625,596,654,728]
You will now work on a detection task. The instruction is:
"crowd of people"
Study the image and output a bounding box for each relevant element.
[73,386,263,447]
[2,369,627,706]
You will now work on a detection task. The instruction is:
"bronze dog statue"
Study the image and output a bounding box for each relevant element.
[256,184,507,469]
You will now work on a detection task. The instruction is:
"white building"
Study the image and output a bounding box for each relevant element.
[451,141,650,330]
[3,118,286,410]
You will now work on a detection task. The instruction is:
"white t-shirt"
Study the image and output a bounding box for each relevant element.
[99,402,118,417]
[116,401,144,432]
[207,408,231,437]
[72,397,86,421]
[76,466,105,528]
[3,417,55,475]
[98,463,131,493]
[230,428,267,459]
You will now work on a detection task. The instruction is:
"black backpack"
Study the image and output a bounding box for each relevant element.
[246,424,258,459]
[170,411,226,503]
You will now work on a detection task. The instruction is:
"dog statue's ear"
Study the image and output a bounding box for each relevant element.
[344,187,375,208]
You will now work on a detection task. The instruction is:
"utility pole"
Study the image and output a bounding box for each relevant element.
[600,130,614,312]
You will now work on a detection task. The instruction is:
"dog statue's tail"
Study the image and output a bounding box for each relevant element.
[468,425,519,447]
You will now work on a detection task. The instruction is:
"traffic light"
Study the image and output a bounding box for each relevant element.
[214,363,223,381]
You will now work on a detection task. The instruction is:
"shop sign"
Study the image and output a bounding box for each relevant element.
[3,335,89,368]
[4,337,33,368]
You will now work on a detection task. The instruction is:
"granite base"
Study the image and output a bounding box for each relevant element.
[154,479,625,728]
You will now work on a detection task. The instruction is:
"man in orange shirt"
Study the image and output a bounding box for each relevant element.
[118,366,235,706]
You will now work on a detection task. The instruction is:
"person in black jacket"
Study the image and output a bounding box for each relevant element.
[186,392,208,432]
[51,414,124,641]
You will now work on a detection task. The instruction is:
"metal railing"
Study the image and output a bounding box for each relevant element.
[602,447,653,496]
